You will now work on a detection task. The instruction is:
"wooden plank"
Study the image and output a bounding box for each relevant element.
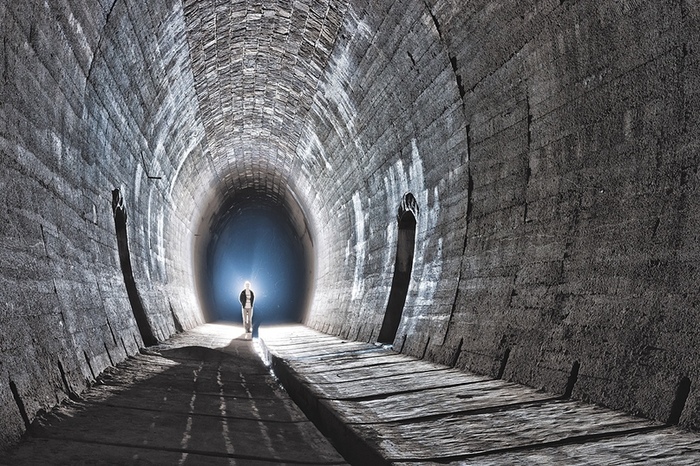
[300,359,447,384]
[326,379,555,424]
[287,345,385,360]
[286,354,408,374]
[353,400,659,460]
[305,368,489,400]
[393,429,700,465]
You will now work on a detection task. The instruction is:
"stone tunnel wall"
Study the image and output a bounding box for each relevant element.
[301,0,469,345]
[304,0,700,432]
[2,0,700,450]
[0,0,204,447]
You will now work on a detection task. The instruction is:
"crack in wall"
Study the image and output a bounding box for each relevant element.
[39,224,49,258]
[85,0,119,85]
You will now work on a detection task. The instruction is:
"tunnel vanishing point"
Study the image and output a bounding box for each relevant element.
[2,0,700,458]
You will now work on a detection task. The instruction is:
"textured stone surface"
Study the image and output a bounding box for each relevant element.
[262,325,700,464]
[0,324,347,465]
[302,0,700,435]
[0,0,205,447]
[3,0,700,451]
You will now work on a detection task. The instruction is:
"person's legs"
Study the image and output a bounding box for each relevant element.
[243,307,252,332]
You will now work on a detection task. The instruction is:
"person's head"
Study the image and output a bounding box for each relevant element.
[244,281,250,290]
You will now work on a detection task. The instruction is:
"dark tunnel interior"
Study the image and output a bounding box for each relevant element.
[194,187,315,328]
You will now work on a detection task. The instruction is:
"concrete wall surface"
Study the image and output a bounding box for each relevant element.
[0,0,204,447]
[1,0,699,448]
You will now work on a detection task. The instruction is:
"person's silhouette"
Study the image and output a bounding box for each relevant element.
[239,281,254,333]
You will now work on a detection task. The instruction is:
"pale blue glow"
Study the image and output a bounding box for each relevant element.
[203,204,310,326]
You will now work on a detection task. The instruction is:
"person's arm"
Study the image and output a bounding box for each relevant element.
[250,291,254,306]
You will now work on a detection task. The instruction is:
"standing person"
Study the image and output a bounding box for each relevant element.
[239,281,254,333]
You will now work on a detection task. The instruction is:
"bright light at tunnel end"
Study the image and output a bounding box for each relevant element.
[193,187,315,328]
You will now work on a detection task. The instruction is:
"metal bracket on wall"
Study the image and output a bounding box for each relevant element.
[140,153,163,180]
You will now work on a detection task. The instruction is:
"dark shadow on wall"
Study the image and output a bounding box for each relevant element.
[112,189,158,347]
[378,193,418,344]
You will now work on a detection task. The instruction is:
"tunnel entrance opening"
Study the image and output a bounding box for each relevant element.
[111,189,158,347]
[194,186,314,330]
[378,193,418,344]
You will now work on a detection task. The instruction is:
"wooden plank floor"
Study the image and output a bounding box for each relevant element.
[260,325,700,465]
[1,324,348,466]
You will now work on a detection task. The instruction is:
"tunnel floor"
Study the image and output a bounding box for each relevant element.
[260,326,700,465]
[6,325,700,465]
[0,324,347,465]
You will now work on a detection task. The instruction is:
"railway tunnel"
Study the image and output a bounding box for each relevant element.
[3,0,700,463]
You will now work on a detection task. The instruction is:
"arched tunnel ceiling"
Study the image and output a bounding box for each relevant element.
[168,0,467,333]
[182,0,347,204]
